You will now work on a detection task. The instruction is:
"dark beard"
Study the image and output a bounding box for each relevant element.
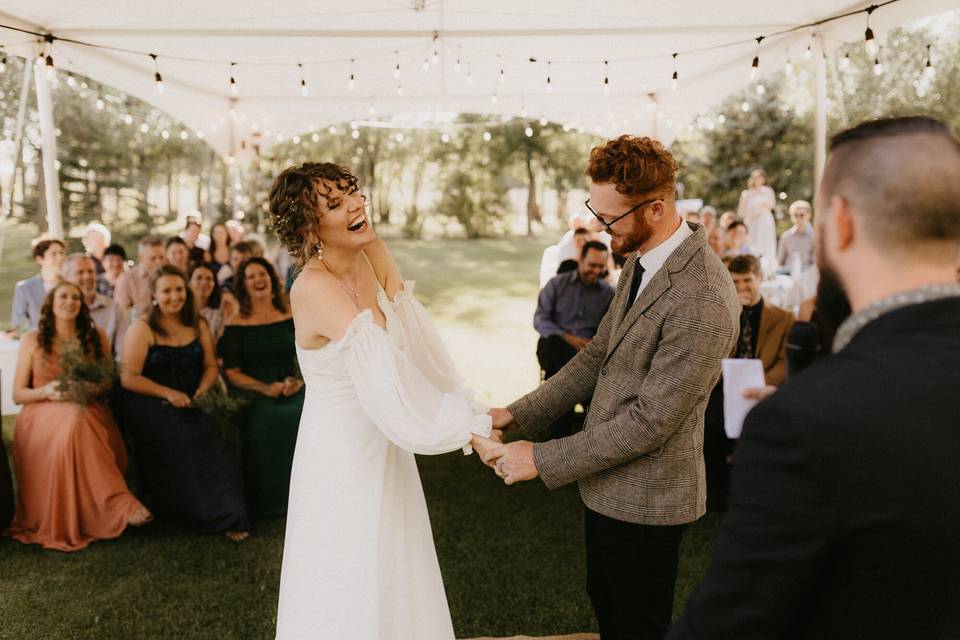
[815,257,852,336]
[616,213,655,255]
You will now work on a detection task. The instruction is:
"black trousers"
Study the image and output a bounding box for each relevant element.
[536,336,581,438]
[585,507,686,640]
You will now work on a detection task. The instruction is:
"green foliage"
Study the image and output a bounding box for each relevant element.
[55,338,117,405]
[672,19,960,217]
[193,380,248,442]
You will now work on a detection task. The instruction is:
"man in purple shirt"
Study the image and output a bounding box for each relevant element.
[535,240,614,436]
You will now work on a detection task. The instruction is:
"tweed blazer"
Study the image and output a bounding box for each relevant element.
[508,223,740,525]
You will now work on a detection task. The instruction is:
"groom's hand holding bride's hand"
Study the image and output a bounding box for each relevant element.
[471,431,503,467]
[488,407,515,430]
[489,441,538,485]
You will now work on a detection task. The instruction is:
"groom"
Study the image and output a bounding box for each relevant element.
[488,135,739,640]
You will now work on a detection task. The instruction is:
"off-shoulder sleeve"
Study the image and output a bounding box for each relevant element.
[340,312,492,456]
[218,325,243,369]
[386,281,489,414]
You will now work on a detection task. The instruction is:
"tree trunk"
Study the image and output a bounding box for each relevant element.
[525,150,540,236]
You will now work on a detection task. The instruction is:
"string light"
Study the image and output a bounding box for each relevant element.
[150,54,163,93]
[923,44,935,80]
[670,53,678,91]
[873,54,884,76]
[431,33,440,65]
[784,50,794,77]
[483,131,492,142]
[750,36,764,81]
[229,62,238,96]
[839,52,851,71]
[348,58,356,90]
[804,42,813,61]
[864,5,879,57]
[602,60,610,96]
[524,126,534,137]
[546,61,553,93]
[45,52,55,80]
[0,46,6,74]
[491,93,498,105]
[397,82,404,96]
[466,64,474,85]
[422,57,430,72]
[455,46,462,73]
[498,56,506,84]
[393,51,401,79]
[298,63,308,96]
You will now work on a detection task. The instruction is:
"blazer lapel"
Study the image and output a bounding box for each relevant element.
[605,225,706,360]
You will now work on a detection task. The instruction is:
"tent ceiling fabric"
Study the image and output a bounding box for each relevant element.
[0,0,956,156]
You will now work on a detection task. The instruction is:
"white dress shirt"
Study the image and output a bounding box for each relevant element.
[634,220,694,301]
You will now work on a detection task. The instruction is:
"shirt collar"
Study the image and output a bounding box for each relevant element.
[637,220,694,276]
[832,282,960,353]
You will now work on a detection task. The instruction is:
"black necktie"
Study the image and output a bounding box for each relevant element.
[625,261,646,315]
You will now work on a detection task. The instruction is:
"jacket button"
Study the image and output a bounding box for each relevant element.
[600,368,608,376]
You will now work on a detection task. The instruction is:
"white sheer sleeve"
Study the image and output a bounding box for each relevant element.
[341,311,492,456]
[384,281,489,414]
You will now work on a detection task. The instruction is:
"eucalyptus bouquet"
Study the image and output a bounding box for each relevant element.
[56,339,116,405]
[193,379,249,442]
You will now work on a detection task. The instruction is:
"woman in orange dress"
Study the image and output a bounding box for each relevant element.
[4,282,151,552]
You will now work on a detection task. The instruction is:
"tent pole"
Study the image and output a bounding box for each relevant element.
[814,33,828,197]
[34,58,64,239]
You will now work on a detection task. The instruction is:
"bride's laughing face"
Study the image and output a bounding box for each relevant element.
[313,179,375,250]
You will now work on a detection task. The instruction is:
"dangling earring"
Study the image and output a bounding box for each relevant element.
[313,239,324,259]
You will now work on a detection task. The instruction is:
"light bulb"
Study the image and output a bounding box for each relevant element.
[96,98,105,110]
[351,130,360,140]
[750,56,759,81]
[539,117,548,126]
[865,28,878,57]
[423,59,430,72]
[524,126,533,137]
[785,60,794,76]
[804,45,812,61]
[499,69,505,84]
[441,132,450,143]
[483,131,492,142]
[873,59,884,76]
[491,94,498,105]
[839,53,851,71]
[454,59,461,73]
[368,104,376,115]
[300,81,308,97]
[466,72,474,85]
[546,77,552,93]
[756,83,766,95]
[328,125,337,134]
[348,75,355,91]
[397,85,404,96]
[603,78,610,96]
[393,65,400,79]
[670,72,678,91]
[431,49,439,65]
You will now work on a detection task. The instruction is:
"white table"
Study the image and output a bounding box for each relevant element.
[0,338,21,415]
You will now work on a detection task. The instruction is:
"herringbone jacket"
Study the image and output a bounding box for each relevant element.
[508,223,739,525]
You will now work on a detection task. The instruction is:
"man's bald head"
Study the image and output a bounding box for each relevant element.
[820,117,960,260]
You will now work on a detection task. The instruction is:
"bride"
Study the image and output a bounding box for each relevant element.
[269,162,499,639]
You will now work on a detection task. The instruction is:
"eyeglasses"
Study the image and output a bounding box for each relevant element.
[584,198,660,233]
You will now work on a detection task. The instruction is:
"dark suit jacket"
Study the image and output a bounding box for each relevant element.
[670,297,960,640]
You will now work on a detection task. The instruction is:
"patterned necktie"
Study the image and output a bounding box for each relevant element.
[736,311,754,358]
[625,261,646,315]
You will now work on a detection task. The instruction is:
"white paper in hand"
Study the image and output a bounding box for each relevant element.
[721,358,766,439]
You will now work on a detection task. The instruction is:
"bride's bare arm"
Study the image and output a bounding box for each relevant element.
[362,239,404,301]
[290,269,367,349]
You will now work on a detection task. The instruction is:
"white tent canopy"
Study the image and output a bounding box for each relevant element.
[2,0,956,156]
[0,0,957,236]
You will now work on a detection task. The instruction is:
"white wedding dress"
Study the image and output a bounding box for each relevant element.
[276,280,492,640]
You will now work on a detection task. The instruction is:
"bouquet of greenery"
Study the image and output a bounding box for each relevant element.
[193,379,249,443]
[56,339,117,405]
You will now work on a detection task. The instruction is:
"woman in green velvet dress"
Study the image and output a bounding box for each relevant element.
[219,257,303,516]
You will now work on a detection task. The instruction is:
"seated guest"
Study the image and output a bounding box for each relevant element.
[704,254,793,512]
[82,223,111,274]
[164,236,190,273]
[700,205,718,234]
[97,243,127,298]
[219,258,303,516]
[671,116,960,640]
[225,219,246,245]
[188,263,236,343]
[11,238,65,332]
[217,240,254,286]
[245,237,266,259]
[114,236,165,318]
[557,228,591,274]
[719,210,736,229]
[708,227,726,258]
[62,253,128,358]
[534,240,614,437]
[723,220,755,257]
[777,200,815,269]
[208,222,232,277]
[5,282,150,551]
[179,212,210,265]
[120,266,250,541]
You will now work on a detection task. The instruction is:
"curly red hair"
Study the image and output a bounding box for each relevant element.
[586,135,678,200]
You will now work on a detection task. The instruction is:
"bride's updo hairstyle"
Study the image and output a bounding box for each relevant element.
[269,162,359,267]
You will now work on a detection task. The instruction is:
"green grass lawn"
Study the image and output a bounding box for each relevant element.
[0,230,720,639]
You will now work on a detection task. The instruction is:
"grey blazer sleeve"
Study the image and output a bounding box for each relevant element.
[10,282,30,329]
[533,296,737,489]
[507,302,614,438]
